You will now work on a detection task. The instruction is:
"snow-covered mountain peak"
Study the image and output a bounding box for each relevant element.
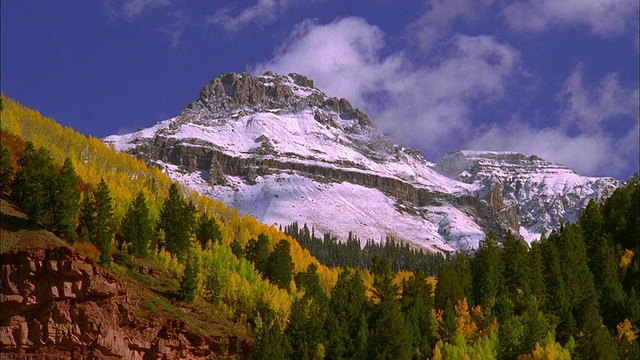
[104,71,619,252]
[180,72,371,129]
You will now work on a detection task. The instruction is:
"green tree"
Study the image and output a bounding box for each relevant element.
[368,257,411,360]
[94,178,114,266]
[503,232,530,299]
[158,183,196,260]
[76,187,97,242]
[401,269,437,359]
[51,157,80,243]
[196,212,222,248]
[120,191,153,258]
[0,144,12,198]
[245,233,271,274]
[266,240,294,290]
[10,142,56,224]
[325,268,369,360]
[472,233,504,312]
[179,256,199,303]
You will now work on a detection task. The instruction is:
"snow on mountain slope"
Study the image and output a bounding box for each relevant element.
[438,151,618,242]
[105,72,618,251]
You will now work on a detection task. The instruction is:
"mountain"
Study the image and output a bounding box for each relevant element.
[104,72,618,252]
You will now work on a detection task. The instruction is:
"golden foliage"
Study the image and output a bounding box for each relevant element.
[620,249,634,275]
[617,318,638,342]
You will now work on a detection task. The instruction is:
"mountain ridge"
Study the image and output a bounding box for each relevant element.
[104,71,618,251]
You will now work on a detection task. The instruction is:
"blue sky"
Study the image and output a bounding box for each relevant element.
[2,0,638,179]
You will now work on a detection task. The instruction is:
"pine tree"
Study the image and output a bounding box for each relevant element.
[0,144,12,198]
[94,178,114,266]
[368,257,411,360]
[325,268,369,360]
[503,232,530,298]
[76,187,97,242]
[401,269,437,359]
[10,142,56,224]
[472,233,504,312]
[158,183,196,260]
[265,240,294,290]
[245,233,271,275]
[52,157,80,243]
[120,191,153,258]
[196,212,222,248]
[179,256,199,303]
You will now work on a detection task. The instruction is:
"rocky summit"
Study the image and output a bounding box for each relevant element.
[104,72,618,252]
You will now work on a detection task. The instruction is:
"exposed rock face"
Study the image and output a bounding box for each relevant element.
[104,72,619,251]
[0,246,251,359]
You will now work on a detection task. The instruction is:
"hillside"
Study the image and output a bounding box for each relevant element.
[1,199,253,359]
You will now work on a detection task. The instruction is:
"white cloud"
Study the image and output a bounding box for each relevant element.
[557,63,640,132]
[468,121,637,177]
[102,0,170,20]
[407,0,496,51]
[254,17,522,159]
[208,0,321,33]
[503,0,638,37]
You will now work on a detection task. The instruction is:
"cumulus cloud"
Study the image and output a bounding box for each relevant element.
[503,0,638,37]
[557,63,640,133]
[468,66,639,177]
[253,17,522,159]
[208,0,321,33]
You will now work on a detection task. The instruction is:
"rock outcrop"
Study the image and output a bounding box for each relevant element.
[0,246,251,359]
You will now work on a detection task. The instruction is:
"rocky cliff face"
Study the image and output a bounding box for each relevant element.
[104,72,618,251]
[0,245,251,359]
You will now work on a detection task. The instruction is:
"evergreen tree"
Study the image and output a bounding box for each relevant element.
[94,178,114,266]
[401,269,437,359]
[0,144,12,198]
[528,240,546,303]
[472,233,504,312]
[179,256,199,303]
[120,191,153,258]
[265,240,293,290]
[158,183,196,260]
[540,237,574,343]
[230,238,244,258]
[368,257,411,360]
[10,142,56,224]
[245,233,271,275]
[253,317,292,360]
[51,157,80,243]
[503,232,530,299]
[196,212,223,248]
[325,268,369,360]
[76,187,97,242]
